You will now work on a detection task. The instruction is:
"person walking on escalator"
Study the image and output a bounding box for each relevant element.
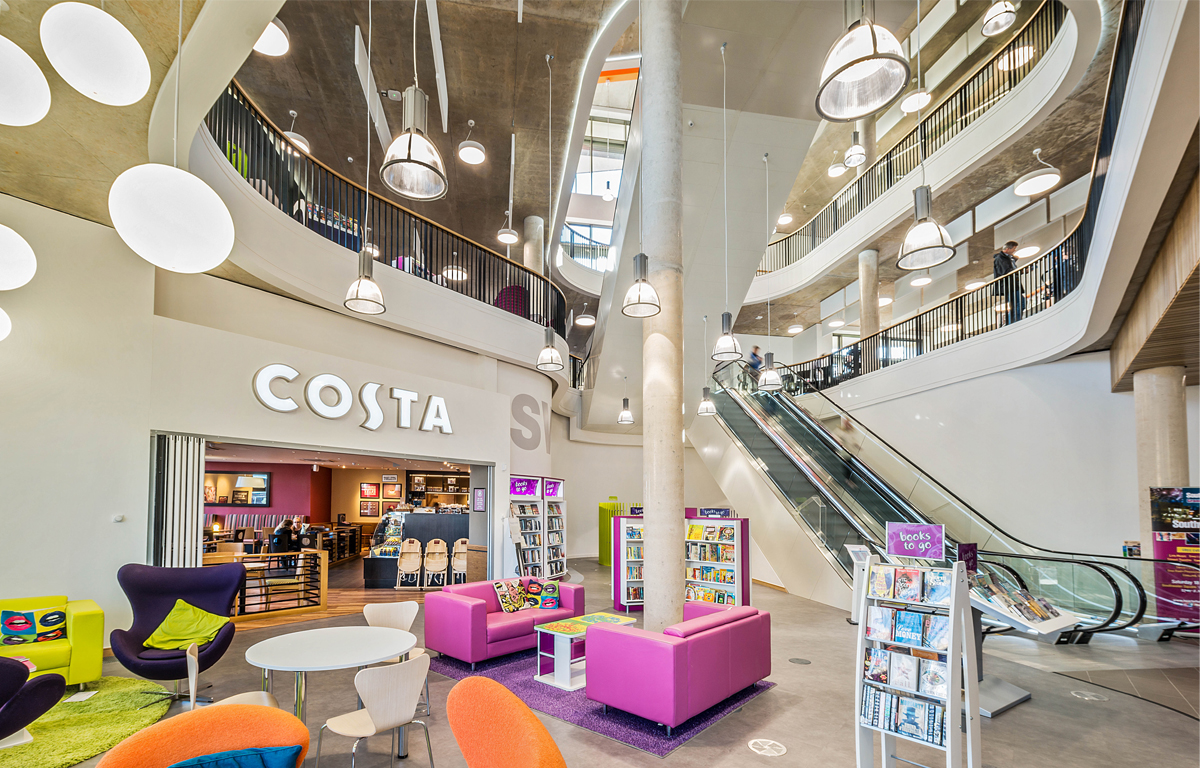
[748,346,763,383]
[993,241,1025,326]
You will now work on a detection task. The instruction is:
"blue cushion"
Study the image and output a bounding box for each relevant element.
[167,746,303,768]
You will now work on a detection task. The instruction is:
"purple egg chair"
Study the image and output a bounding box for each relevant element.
[0,657,65,747]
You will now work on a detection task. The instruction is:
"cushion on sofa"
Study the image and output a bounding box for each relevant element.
[486,612,537,642]
[663,606,758,638]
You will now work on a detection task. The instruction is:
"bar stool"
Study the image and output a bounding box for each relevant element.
[396,539,423,588]
[423,540,448,588]
[451,538,469,584]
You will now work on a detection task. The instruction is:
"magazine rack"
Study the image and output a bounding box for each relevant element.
[854,556,980,768]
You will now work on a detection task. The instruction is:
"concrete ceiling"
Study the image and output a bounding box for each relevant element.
[0,0,204,226]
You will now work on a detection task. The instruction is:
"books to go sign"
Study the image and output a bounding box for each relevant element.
[885,522,945,561]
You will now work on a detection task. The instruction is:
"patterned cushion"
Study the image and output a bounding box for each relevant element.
[521,579,544,610]
[490,579,525,614]
[1,606,67,645]
[539,581,560,610]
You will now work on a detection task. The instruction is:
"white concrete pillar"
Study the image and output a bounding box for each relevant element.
[1133,367,1190,554]
[641,0,686,633]
[858,249,880,338]
[523,216,544,275]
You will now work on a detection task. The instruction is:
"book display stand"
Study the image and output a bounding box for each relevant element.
[510,475,543,579]
[855,557,980,768]
[684,519,750,606]
[543,478,567,580]
[612,516,645,611]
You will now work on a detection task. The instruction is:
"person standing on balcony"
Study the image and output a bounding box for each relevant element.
[993,241,1025,326]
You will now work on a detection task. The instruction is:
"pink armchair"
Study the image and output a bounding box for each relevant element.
[424,579,585,668]
[584,604,770,734]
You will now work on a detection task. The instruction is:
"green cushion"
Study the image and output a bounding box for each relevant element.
[0,637,72,670]
[144,600,230,650]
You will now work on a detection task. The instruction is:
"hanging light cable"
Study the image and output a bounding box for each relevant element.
[759,154,783,392]
[815,0,909,122]
[379,0,447,200]
[621,38,660,318]
[712,43,742,362]
[498,134,518,243]
[617,376,634,425]
[698,315,717,416]
[345,0,385,314]
[536,54,563,374]
[897,2,954,272]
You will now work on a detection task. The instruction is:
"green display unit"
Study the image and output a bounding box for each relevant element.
[598,498,640,567]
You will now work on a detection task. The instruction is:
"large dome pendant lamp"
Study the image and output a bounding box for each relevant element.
[344,0,385,315]
[897,185,954,270]
[981,1,1017,37]
[534,54,564,376]
[712,43,742,363]
[621,252,660,318]
[758,154,783,393]
[815,0,910,123]
[1013,148,1062,197]
[380,0,447,201]
[536,326,564,372]
[108,0,233,274]
[40,1,150,107]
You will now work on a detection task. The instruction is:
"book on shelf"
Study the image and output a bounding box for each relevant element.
[866,606,895,642]
[918,658,949,698]
[717,525,735,542]
[867,565,895,599]
[895,697,927,741]
[686,524,704,540]
[860,687,946,747]
[626,565,643,580]
[892,611,925,645]
[922,569,952,606]
[893,568,922,602]
[703,525,718,541]
[626,544,643,559]
[888,651,919,692]
[923,614,950,651]
[626,585,644,602]
[627,525,644,539]
[863,648,889,684]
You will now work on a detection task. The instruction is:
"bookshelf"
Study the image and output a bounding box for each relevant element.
[854,557,980,768]
[510,475,543,579]
[612,516,645,611]
[543,478,567,581]
[684,518,750,606]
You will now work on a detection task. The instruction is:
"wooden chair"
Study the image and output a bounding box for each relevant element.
[396,539,423,588]
[451,538,469,584]
[314,655,433,768]
[363,603,428,714]
[423,539,448,588]
[446,677,566,768]
[185,643,280,710]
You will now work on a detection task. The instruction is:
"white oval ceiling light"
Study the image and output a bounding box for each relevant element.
[0,224,37,290]
[40,2,150,107]
[996,44,1035,72]
[815,15,909,122]
[497,226,518,245]
[1013,148,1062,197]
[109,164,235,273]
[458,119,485,165]
[900,86,931,114]
[284,110,309,155]
[828,153,848,178]
[966,280,986,290]
[981,1,1017,37]
[575,303,596,327]
[442,265,468,281]
[787,324,804,335]
[910,272,933,287]
[1015,245,1041,258]
[0,35,51,126]
[777,213,793,226]
[827,317,846,328]
[0,306,10,342]
[253,17,290,57]
[898,185,955,270]
[878,296,893,307]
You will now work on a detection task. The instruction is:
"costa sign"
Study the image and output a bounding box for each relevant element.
[252,364,453,434]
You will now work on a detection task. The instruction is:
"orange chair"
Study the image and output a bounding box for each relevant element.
[446,677,566,768]
[96,704,308,768]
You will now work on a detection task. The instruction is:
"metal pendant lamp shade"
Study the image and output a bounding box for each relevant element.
[536,326,564,372]
[621,252,661,318]
[380,86,448,201]
[711,311,742,362]
[344,244,386,314]
[897,185,954,270]
[981,1,1017,37]
[697,387,717,416]
[617,397,634,425]
[845,131,867,167]
[815,18,909,122]
[758,352,784,392]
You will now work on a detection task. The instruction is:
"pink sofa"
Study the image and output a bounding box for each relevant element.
[585,603,771,734]
[424,579,585,668]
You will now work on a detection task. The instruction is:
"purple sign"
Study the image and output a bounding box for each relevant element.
[473,488,487,512]
[509,476,540,497]
[544,480,563,499]
[885,522,945,561]
[959,543,978,576]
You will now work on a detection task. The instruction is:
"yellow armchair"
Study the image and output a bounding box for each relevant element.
[0,595,103,687]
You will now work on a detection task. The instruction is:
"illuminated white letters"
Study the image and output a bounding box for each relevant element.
[305,374,353,419]
[420,395,453,434]
[253,364,300,412]
[390,388,419,429]
[359,382,384,430]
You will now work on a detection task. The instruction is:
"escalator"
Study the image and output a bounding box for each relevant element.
[709,361,1198,642]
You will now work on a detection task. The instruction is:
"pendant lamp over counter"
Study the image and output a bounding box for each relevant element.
[815,0,909,122]
[621,252,661,318]
[897,185,954,270]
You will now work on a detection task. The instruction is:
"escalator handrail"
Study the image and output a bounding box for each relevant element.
[980,549,1124,633]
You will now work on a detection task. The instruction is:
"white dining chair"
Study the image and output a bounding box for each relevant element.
[362,602,429,714]
[314,655,433,768]
[185,643,280,710]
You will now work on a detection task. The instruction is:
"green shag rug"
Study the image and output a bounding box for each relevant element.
[0,676,169,768]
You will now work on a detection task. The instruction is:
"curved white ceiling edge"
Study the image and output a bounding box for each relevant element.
[744,1,1102,306]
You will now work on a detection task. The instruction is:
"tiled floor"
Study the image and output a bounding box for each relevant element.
[1057,666,1199,718]
[77,557,1200,767]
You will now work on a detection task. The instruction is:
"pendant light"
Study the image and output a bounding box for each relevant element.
[815,0,909,122]
[844,131,867,167]
[778,213,793,226]
[344,0,384,315]
[698,386,717,416]
[0,224,37,290]
[380,0,447,200]
[788,323,804,335]
[253,17,290,56]
[909,270,932,287]
[1013,148,1062,197]
[758,154,783,393]
[458,120,485,165]
[712,44,742,363]
[40,2,150,107]
[0,306,9,341]
[617,376,634,425]
[498,135,519,244]
[828,151,848,178]
[900,78,931,114]
[759,353,784,391]
[108,0,233,274]
[981,1,1016,37]
[622,252,660,317]
[536,326,564,372]
[0,16,51,127]
[602,182,615,202]
[284,110,310,155]
[575,302,596,327]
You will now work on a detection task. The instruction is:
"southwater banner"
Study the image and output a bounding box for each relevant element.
[1150,487,1200,621]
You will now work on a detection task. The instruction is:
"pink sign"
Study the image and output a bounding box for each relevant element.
[886,522,945,561]
[509,477,540,497]
[544,480,562,499]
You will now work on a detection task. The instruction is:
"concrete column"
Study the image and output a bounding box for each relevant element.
[1133,367,1190,554]
[641,0,685,633]
[854,117,876,177]
[858,249,880,338]
[523,216,544,275]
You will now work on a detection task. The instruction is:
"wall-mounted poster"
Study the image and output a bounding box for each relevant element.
[382,474,398,483]
[384,502,403,513]
[382,483,403,500]
[1150,487,1199,621]
[360,500,380,517]
[232,490,250,505]
[218,496,229,504]
[360,483,380,499]
[698,507,733,518]
[510,476,540,497]
[544,479,563,499]
[204,485,216,504]
[473,488,487,512]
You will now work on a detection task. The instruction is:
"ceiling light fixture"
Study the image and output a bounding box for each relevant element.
[442,264,468,281]
[284,110,310,154]
[497,224,519,244]
[40,2,150,107]
[713,44,743,363]
[0,224,37,290]
[536,326,563,372]
[458,119,485,164]
[575,302,596,327]
[344,0,384,315]
[0,31,51,126]
[996,44,1035,72]
[778,213,793,226]
[253,17,290,56]
[1013,148,1062,197]
[910,271,932,287]
[788,324,804,335]
[938,321,960,333]
[981,1,1017,37]
[602,181,615,202]
[898,185,954,270]
[622,252,661,317]
[535,55,564,375]
[815,0,910,122]
[965,280,986,290]
[0,306,10,341]
[828,151,848,178]
[759,352,784,392]
[617,376,634,425]
[1015,245,1040,259]
[498,134,518,245]
[845,131,866,167]
[108,0,233,274]
[380,3,447,200]
[878,296,893,307]
[697,386,717,417]
[827,316,846,328]
[900,80,931,114]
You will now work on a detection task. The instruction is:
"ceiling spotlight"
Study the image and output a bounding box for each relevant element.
[442,265,468,281]
[711,311,742,361]
[497,225,519,245]
[697,387,717,417]
[380,86,448,201]
[344,243,386,314]
[1013,148,1062,197]
[0,224,37,290]
[40,2,150,107]
[0,35,51,126]
[966,280,986,290]
[536,326,563,372]
[787,324,804,335]
[898,185,955,270]
[982,1,1017,37]
[575,303,596,327]
[878,296,893,307]
[910,273,933,287]
[828,154,849,178]
[0,307,10,342]
[996,44,1035,72]
[602,181,615,202]
[816,13,909,122]
[621,252,661,318]
[284,110,309,155]
[845,132,867,167]
[777,213,793,226]
[458,119,485,164]
[1015,245,1040,259]
[900,86,931,114]
[253,17,290,56]
[758,352,784,392]
[827,317,846,328]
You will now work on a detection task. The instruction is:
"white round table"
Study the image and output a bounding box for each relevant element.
[245,626,416,722]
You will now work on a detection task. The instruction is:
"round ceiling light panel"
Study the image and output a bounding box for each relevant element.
[0,35,51,126]
[253,17,290,56]
[40,2,150,107]
[0,224,37,290]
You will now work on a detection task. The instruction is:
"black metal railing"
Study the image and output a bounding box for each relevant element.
[202,552,324,616]
[783,0,1143,393]
[204,83,567,337]
[561,224,610,272]
[570,354,585,389]
[761,0,1066,273]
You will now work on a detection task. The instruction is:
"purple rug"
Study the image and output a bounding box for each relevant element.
[429,650,775,757]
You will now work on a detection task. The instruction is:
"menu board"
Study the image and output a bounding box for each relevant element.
[544,479,563,499]
[510,476,540,497]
